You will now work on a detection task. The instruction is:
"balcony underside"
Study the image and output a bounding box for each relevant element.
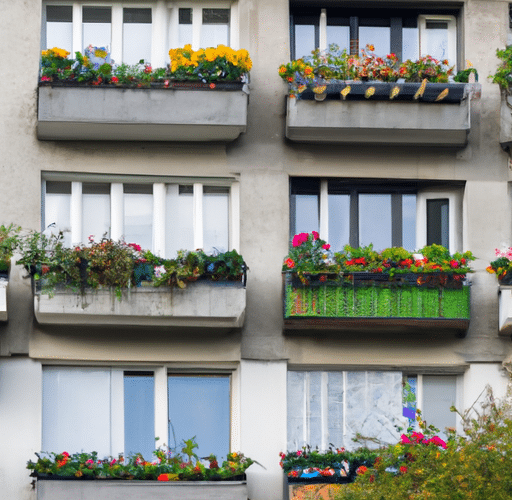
[34,283,246,328]
[37,85,248,142]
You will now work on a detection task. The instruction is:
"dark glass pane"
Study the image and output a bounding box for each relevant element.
[123,8,152,24]
[179,8,192,25]
[426,199,449,248]
[47,5,72,22]
[202,9,230,24]
[83,6,111,23]
[46,181,71,194]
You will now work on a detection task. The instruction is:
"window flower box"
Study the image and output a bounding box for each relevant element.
[35,478,248,500]
[0,273,7,322]
[37,84,248,142]
[34,281,246,328]
[283,271,470,334]
[285,82,478,147]
[498,286,512,336]
[500,91,512,151]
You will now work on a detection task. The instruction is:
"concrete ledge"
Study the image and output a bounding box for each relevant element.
[499,287,512,336]
[286,96,470,147]
[34,282,246,328]
[36,479,247,500]
[0,279,7,322]
[37,86,248,142]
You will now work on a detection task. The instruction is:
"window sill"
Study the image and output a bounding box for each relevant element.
[37,84,248,142]
[285,83,477,147]
[34,282,246,328]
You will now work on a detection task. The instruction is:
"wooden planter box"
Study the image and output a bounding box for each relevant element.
[285,82,478,147]
[37,84,248,142]
[283,272,470,334]
[34,281,246,328]
[36,478,247,500]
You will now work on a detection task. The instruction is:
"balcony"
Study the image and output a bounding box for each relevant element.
[283,272,470,335]
[37,83,248,142]
[36,479,248,500]
[34,281,246,328]
[499,286,512,336]
[285,83,479,147]
[500,92,512,150]
[0,276,7,322]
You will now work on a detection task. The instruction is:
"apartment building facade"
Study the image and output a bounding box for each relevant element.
[1,0,511,499]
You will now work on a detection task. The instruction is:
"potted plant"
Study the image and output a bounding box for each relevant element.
[487,247,512,284]
[0,224,21,277]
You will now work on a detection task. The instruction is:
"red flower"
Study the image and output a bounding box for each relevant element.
[111,76,119,83]
[461,258,466,265]
[41,76,51,82]
[164,79,170,87]
[292,233,309,247]
[322,243,330,250]
[399,466,408,474]
[157,473,169,481]
[209,83,216,89]
[369,474,375,483]
[312,231,319,240]
[449,260,459,268]
[285,258,295,269]
[356,466,368,475]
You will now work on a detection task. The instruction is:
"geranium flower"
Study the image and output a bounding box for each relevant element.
[400,465,408,474]
[322,243,330,250]
[312,231,319,240]
[356,465,368,475]
[285,258,295,269]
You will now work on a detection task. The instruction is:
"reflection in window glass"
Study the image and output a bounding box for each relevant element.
[82,183,110,242]
[423,21,449,61]
[402,194,416,251]
[203,187,229,253]
[422,375,456,440]
[427,199,449,248]
[295,24,316,59]
[326,25,349,52]
[45,181,71,247]
[166,185,193,258]
[123,8,152,64]
[328,194,350,252]
[359,26,390,56]
[124,373,155,460]
[293,194,319,235]
[179,8,193,46]
[359,194,392,250]
[124,185,153,250]
[82,6,112,52]
[168,376,230,460]
[46,6,73,52]
[403,27,419,61]
[201,9,229,47]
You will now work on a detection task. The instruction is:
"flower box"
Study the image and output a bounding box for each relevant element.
[285,82,478,147]
[34,281,246,328]
[283,272,470,334]
[36,478,248,500]
[500,91,512,150]
[498,286,512,336]
[0,273,7,322]
[37,84,248,142]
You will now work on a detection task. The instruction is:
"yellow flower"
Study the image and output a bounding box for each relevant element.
[205,48,217,62]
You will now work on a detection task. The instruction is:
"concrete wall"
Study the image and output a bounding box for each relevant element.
[1,0,512,499]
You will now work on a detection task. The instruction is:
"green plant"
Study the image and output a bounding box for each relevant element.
[490,46,512,91]
[0,224,21,272]
[487,246,512,281]
[454,67,478,83]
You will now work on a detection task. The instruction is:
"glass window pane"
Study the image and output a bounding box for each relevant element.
[203,187,229,253]
[328,194,350,252]
[179,8,193,46]
[124,373,155,460]
[124,185,153,250]
[201,9,229,47]
[123,8,152,65]
[326,25,350,52]
[359,26,390,56]
[82,183,110,243]
[46,6,73,52]
[359,194,392,250]
[83,7,112,52]
[295,24,315,59]
[423,21,449,61]
[168,376,230,460]
[45,181,71,247]
[165,185,193,258]
[427,199,449,248]
[293,194,319,235]
[403,27,419,61]
[402,194,416,251]
[422,375,456,439]
[42,367,112,457]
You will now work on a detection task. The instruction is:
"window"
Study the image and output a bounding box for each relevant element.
[290,178,463,252]
[42,2,238,68]
[42,366,235,460]
[42,174,240,258]
[290,6,458,67]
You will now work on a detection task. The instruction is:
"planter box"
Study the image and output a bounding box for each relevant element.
[499,287,512,336]
[500,92,512,150]
[36,479,247,500]
[0,277,7,322]
[37,84,248,142]
[285,83,477,147]
[283,272,470,334]
[34,282,246,328]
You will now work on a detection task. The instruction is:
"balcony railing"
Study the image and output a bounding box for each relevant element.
[285,82,480,147]
[283,272,470,335]
[37,83,248,142]
[34,281,246,328]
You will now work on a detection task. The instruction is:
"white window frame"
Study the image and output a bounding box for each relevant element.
[42,174,240,255]
[42,1,239,68]
[418,14,457,70]
[42,364,240,457]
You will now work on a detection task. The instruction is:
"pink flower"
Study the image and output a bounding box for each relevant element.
[296,450,302,456]
[312,231,319,240]
[41,76,51,82]
[322,243,330,250]
[292,233,309,247]
[427,436,447,449]
[401,434,412,444]
[164,80,170,87]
